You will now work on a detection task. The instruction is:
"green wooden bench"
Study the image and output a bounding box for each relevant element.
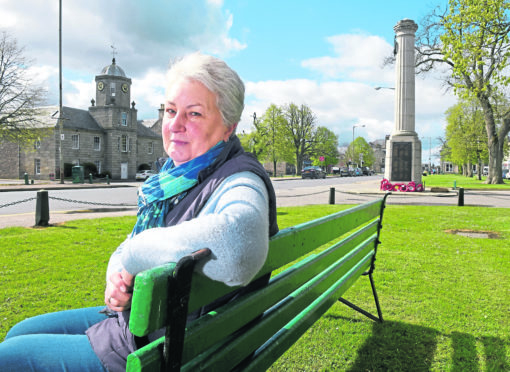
[126,194,390,371]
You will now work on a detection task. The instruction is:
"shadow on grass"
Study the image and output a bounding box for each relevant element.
[343,321,509,371]
[345,320,440,371]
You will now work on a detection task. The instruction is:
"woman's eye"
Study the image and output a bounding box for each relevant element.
[166,108,176,116]
[190,111,202,117]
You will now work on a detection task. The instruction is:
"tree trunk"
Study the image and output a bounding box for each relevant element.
[296,151,303,175]
[479,95,509,184]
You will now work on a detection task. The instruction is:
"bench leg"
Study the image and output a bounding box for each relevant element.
[338,272,383,323]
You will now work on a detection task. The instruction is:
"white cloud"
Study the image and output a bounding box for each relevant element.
[64,79,95,109]
[1,0,244,115]
[301,34,394,83]
[242,33,456,150]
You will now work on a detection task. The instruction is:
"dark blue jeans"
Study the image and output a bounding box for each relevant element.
[0,306,108,372]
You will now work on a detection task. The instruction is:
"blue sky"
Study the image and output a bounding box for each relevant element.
[1,0,452,163]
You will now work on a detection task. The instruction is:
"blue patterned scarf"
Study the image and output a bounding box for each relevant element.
[131,141,226,237]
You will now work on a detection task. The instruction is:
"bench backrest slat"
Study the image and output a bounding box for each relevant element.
[262,199,382,273]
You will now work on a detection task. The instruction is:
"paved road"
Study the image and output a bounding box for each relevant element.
[1,177,509,228]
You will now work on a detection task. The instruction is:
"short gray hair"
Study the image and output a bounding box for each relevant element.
[166,53,245,131]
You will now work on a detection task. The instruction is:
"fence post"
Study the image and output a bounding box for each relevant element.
[24,173,29,185]
[329,187,335,205]
[457,187,464,207]
[89,173,93,184]
[35,189,49,226]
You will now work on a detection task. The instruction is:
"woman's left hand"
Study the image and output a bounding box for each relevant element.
[105,269,135,312]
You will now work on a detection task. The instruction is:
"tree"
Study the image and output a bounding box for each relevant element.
[0,32,46,144]
[310,126,339,170]
[282,103,317,175]
[414,0,510,184]
[239,112,270,160]
[260,104,294,175]
[444,98,487,177]
[347,137,375,168]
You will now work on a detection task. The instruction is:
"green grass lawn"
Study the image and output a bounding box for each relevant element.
[421,173,510,190]
[0,205,509,371]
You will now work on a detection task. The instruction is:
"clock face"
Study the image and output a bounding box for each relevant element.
[122,83,129,93]
[97,81,104,91]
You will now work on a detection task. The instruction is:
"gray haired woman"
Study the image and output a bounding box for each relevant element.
[0,53,278,372]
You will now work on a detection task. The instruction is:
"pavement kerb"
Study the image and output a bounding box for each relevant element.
[0,177,458,197]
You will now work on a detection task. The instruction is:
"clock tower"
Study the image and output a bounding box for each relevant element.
[89,58,137,179]
[93,58,132,108]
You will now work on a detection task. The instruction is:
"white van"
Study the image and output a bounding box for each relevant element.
[483,166,489,176]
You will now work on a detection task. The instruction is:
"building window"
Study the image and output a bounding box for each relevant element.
[121,135,128,152]
[445,162,453,172]
[34,159,41,175]
[72,134,80,149]
[148,142,153,154]
[121,112,127,126]
[95,160,101,174]
[34,139,41,150]
[111,83,116,96]
[94,136,101,151]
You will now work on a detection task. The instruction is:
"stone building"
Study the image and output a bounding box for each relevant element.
[370,138,386,174]
[0,59,165,180]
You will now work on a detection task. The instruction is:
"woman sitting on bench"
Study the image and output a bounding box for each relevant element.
[0,53,278,372]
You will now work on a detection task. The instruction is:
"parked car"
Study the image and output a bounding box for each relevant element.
[331,167,340,174]
[361,166,373,176]
[136,169,156,181]
[353,168,362,176]
[301,166,326,179]
[339,167,351,177]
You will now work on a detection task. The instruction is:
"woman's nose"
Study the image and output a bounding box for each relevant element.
[168,112,185,132]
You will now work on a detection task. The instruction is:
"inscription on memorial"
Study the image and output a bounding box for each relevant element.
[391,142,412,181]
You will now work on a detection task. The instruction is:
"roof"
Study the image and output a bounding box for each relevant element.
[35,106,103,132]
[139,118,158,129]
[137,121,160,138]
[100,58,126,77]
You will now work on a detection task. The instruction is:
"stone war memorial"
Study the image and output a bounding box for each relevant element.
[383,19,422,190]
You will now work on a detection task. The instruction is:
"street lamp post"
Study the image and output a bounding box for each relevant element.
[352,124,365,167]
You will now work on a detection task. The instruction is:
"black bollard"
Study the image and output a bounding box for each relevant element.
[35,190,50,226]
[457,187,464,207]
[329,187,335,205]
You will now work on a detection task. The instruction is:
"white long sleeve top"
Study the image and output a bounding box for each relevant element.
[106,171,270,287]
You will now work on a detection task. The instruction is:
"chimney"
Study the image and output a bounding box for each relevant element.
[158,104,164,120]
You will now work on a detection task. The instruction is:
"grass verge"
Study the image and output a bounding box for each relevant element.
[421,174,510,190]
[0,205,509,371]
